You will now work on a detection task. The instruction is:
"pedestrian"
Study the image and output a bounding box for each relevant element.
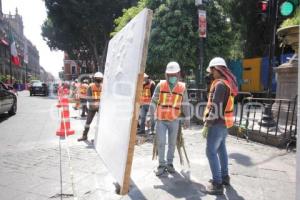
[149,61,190,177]
[138,73,156,135]
[79,79,89,117]
[77,72,103,142]
[202,57,238,195]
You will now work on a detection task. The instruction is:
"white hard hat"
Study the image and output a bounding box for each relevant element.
[144,73,149,78]
[94,72,103,78]
[207,57,227,72]
[166,62,180,74]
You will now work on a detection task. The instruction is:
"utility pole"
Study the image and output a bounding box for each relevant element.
[267,0,279,98]
[260,0,279,127]
[8,23,12,85]
[195,0,208,89]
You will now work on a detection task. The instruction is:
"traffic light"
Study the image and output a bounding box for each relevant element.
[280,0,299,17]
[257,0,269,22]
[260,0,269,12]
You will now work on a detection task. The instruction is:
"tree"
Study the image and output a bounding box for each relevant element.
[42,0,128,72]
[113,0,240,78]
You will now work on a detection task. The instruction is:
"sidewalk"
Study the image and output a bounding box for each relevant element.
[64,107,296,200]
[0,94,296,200]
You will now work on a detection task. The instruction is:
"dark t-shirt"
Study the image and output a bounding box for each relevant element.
[206,81,230,126]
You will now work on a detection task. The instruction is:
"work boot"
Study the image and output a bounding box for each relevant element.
[137,130,146,135]
[222,175,230,186]
[155,165,168,177]
[206,181,224,195]
[77,134,87,142]
[166,164,176,174]
[209,175,230,186]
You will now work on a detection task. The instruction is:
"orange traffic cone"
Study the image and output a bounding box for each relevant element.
[56,97,75,137]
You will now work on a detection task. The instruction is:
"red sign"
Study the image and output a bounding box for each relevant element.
[198,10,207,38]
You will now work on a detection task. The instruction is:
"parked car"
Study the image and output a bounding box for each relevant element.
[30,82,49,96]
[0,81,17,115]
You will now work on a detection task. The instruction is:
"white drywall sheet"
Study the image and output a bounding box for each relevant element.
[95,8,152,191]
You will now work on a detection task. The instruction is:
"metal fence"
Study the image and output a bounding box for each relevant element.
[187,89,297,148]
[234,96,297,148]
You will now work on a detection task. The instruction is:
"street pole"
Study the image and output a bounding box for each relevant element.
[25,63,27,86]
[267,0,279,98]
[9,45,12,84]
[195,0,207,89]
[259,0,278,127]
[199,37,204,87]
[8,23,12,84]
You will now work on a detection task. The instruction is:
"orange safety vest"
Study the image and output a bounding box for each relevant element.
[156,80,186,121]
[79,83,88,98]
[140,81,154,105]
[90,83,102,101]
[203,79,234,128]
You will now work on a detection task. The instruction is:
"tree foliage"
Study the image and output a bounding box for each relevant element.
[42,0,127,72]
[112,0,243,78]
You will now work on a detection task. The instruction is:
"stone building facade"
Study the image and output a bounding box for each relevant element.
[0,1,53,84]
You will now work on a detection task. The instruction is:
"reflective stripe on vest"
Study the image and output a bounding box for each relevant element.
[140,82,152,105]
[157,80,186,121]
[203,79,234,128]
[90,83,101,101]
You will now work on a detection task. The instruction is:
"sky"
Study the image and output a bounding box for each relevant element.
[2,0,63,78]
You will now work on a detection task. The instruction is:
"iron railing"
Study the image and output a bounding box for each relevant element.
[234,96,297,148]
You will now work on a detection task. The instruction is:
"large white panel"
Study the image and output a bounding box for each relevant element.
[95,9,152,187]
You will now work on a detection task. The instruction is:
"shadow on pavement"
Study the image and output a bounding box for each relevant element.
[229,153,254,166]
[225,185,245,200]
[154,170,207,200]
[84,140,95,149]
[0,113,10,123]
[127,179,148,200]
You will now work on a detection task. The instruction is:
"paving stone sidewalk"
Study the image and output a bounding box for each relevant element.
[0,92,296,200]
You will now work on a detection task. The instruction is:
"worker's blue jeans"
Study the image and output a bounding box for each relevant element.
[156,119,179,166]
[139,105,155,133]
[206,123,229,184]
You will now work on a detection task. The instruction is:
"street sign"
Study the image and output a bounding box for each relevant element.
[198,10,207,38]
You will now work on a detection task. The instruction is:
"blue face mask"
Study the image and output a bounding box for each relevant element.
[168,77,177,85]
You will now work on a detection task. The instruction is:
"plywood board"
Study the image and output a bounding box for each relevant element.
[95,8,153,194]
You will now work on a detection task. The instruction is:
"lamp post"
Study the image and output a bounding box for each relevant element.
[260,0,279,127]
[195,0,208,89]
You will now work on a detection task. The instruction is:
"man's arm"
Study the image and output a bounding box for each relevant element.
[149,84,160,118]
[86,86,93,103]
[150,81,156,97]
[181,89,191,127]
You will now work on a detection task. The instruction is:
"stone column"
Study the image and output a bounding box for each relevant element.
[273,59,298,126]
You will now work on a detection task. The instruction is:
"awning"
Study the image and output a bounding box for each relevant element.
[1,39,9,46]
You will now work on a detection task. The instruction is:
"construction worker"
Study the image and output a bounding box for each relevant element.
[78,72,103,141]
[79,79,89,117]
[202,57,238,195]
[72,79,80,110]
[138,73,156,135]
[149,61,190,177]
